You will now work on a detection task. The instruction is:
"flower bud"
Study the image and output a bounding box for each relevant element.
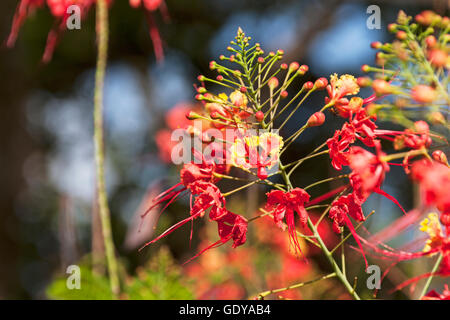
[361,64,370,72]
[196,87,207,94]
[297,64,308,75]
[425,35,437,48]
[210,111,220,119]
[387,23,397,33]
[197,75,205,82]
[371,41,382,49]
[257,57,264,64]
[280,90,288,99]
[396,31,407,40]
[303,81,314,90]
[307,112,325,127]
[314,77,328,89]
[372,79,393,95]
[209,61,216,70]
[428,111,445,125]
[240,86,247,93]
[280,63,288,70]
[415,10,439,26]
[216,75,224,81]
[411,85,436,103]
[356,76,371,87]
[255,111,264,122]
[186,111,201,120]
[289,62,299,72]
[427,49,448,68]
[268,77,279,90]
[432,150,448,166]
[397,10,409,25]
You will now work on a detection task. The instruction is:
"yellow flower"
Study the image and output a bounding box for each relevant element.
[419,212,443,252]
[330,73,360,97]
[230,132,283,169]
[229,90,248,108]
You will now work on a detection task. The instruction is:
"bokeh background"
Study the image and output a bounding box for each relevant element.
[0,0,448,299]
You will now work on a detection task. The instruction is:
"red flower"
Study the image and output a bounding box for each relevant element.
[347,141,389,199]
[411,159,450,222]
[327,123,356,170]
[141,149,227,222]
[327,108,377,171]
[211,208,248,248]
[329,194,368,267]
[141,180,226,249]
[266,188,310,255]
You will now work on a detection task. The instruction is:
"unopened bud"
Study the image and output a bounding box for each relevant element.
[411,85,436,103]
[361,64,370,72]
[314,77,328,89]
[240,86,247,93]
[297,64,308,75]
[255,111,264,122]
[307,112,325,127]
[216,75,224,81]
[432,150,448,166]
[289,62,299,72]
[397,10,409,25]
[209,61,217,70]
[268,77,279,90]
[303,81,314,90]
[388,23,397,33]
[396,31,407,40]
[428,111,445,125]
[280,63,288,70]
[257,57,265,64]
[371,41,382,49]
[186,111,200,120]
[425,35,437,48]
[280,90,288,99]
[372,79,393,95]
[427,49,447,68]
[357,76,372,87]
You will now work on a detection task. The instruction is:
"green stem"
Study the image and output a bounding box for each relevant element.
[257,273,336,299]
[94,0,120,298]
[419,253,443,299]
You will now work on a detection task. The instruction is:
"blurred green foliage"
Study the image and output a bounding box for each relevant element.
[46,247,194,300]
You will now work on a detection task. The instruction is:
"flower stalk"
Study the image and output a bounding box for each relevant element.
[94,0,120,298]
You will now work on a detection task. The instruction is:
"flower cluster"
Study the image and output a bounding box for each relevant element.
[145,15,449,299]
